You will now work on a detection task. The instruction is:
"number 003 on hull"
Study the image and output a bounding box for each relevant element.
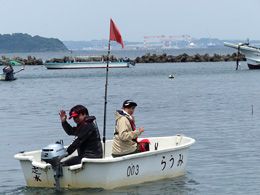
[14,135,195,190]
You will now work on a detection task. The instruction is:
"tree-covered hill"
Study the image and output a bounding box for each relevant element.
[0,33,68,53]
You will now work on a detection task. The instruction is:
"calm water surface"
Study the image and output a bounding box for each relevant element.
[1,61,260,195]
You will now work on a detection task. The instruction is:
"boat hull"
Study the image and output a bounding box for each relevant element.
[44,62,130,69]
[247,58,260,69]
[247,63,260,69]
[224,42,260,70]
[0,73,16,81]
[15,136,195,189]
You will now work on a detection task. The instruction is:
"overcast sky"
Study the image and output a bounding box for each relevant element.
[0,0,259,41]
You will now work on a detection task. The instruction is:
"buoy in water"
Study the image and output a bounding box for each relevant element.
[168,74,174,79]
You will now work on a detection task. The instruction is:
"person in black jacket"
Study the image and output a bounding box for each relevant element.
[59,105,103,166]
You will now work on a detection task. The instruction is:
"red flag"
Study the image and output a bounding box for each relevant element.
[109,19,124,48]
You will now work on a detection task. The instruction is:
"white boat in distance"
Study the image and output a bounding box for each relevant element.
[0,73,6,81]
[44,61,132,69]
[224,42,260,69]
[0,73,16,81]
[14,135,195,190]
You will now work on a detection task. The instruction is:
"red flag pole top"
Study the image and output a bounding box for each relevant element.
[109,19,124,48]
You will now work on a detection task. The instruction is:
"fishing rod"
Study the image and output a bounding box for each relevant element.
[14,67,25,74]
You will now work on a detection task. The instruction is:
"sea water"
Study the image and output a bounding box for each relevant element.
[1,57,260,194]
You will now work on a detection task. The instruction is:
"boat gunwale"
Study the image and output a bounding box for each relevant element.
[44,61,129,65]
[44,61,130,69]
[224,42,260,53]
[14,136,195,166]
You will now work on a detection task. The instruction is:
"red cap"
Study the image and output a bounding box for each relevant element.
[69,111,79,119]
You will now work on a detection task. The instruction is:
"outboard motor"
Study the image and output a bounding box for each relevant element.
[41,140,67,191]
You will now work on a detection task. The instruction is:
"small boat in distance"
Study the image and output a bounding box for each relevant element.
[0,66,24,81]
[0,73,16,81]
[44,56,135,69]
[224,42,260,69]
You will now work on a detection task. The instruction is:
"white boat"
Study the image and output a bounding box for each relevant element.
[0,73,16,81]
[0,73,5,80]
[44,61,132,69]
[224,42,260,69]
[14,135,195,190]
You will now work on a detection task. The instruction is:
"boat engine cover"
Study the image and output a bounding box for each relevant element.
[41,141,67,165]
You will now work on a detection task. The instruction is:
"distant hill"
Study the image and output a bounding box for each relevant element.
[0,33,68,53]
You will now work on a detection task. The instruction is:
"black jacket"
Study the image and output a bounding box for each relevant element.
[62,116,103,158]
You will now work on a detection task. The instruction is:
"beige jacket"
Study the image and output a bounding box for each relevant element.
[112,110,142,155]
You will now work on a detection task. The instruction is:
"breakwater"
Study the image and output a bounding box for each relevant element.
[134,53,245,63]
[0,52,245,66]
[0,56,43,65]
